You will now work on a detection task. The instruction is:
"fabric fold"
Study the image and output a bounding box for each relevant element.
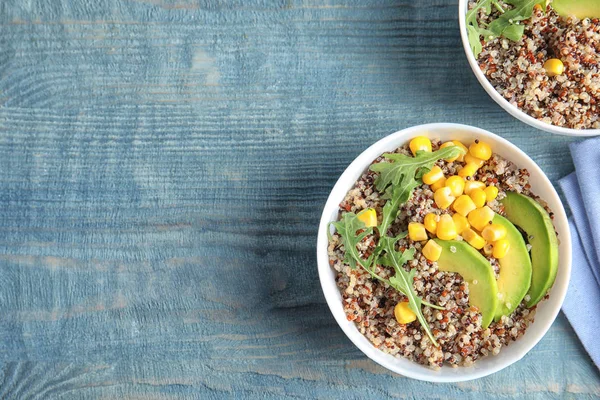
[560,220,600,368]
[557,137,600,370]
[570,138,600,276]
[559,173,600,286]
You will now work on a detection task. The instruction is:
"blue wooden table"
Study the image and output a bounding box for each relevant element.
[0,0,598,398]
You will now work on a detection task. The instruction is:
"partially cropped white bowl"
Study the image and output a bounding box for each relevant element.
[458,0,600,136]
[317,123,571,382]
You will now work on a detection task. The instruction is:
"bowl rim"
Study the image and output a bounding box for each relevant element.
[316,123,572,382]
[457,0,600,137]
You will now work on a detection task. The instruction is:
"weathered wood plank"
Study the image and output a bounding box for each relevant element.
[0,0,597,398]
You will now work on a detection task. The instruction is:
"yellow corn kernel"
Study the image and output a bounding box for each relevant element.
[464,180,486,195]
[470,188,487,208]
[434,187,455,209]
[423,165,444,185]
[458,163,479,178]
[440,141,459,162]
[394,301,416,324]
[492,239,511,259]
[430,176,447,192]
[482,223,508,242]
[544,58,564,77]
[409,136,432,156]
[452,140,469,162]
[453,195,477,217]
[357,208,377,227]
[436,214,457,241]
[462,228,486,249]
[469,140,492,161]
[452,213,470,234]
[483,243,494,256]
[464,153,485,168]
[408,222,428,241]
[424,213,439,234]
[422,239,443,262]
[467,206,495,231]
[484,186,499,202]
[445,175,465,197]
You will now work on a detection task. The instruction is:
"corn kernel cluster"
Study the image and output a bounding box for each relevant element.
[404,136,510,262]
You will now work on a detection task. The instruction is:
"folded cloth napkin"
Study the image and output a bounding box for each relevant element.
[558,137,600,369]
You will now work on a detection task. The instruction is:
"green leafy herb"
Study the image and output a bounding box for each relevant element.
[489,0,544,38]
[332,213,441,346]
[329,145,464,347]
[466,0,501,57]
[378,182,419,238]
[379,237,439,346]
[466,0,544,58]
[369,146,464,197]
[331,212,374,271]
[369,145,463,238]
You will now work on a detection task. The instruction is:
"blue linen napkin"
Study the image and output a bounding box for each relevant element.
[558,137,600,369]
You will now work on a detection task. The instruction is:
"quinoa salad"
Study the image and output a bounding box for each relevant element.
[468,0,600,129]
[327,136,558,368]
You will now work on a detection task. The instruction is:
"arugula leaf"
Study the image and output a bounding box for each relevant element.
[369,146,464,195]
[466,0,544,58]
[330,224,442,347]
[378,237,415,269]
[378,182,419,238]
[501,23,525,41]
[466,0,499,57]
[379,237,439,347]
[488,0,544,39]
[370,146,462,241]
[330,212,385,284]
[467,26,483,59]
[331,212,373,270]
[330,143,463,348]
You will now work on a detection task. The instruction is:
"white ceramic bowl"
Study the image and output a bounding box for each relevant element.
[317,123,571,382]
[458,0,600,137]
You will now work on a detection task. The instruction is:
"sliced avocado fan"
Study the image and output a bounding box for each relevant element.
[500,192,559,307]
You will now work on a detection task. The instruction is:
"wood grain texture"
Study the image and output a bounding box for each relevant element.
[0,0,597,398]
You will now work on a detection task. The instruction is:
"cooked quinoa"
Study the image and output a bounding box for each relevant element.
[471,1,600,129]
[328,140,554,368]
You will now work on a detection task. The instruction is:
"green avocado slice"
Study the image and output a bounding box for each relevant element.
[501,191,559,307]
[493,214,532,321]
[552,0,600,19]
[434,239,498,329]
